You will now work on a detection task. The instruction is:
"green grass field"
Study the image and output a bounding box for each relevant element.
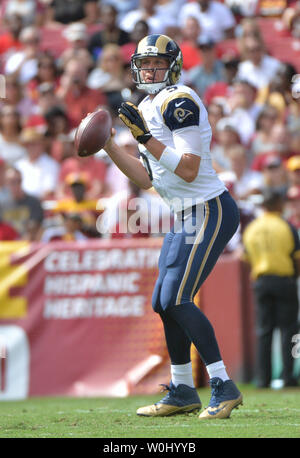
[0,384,299,439]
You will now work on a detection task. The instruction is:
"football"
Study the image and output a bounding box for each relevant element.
[75,108,112,157]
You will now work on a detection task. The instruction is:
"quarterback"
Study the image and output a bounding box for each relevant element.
[103,34,243,419]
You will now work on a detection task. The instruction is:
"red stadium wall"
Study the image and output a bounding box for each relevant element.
[0,240,255,400]
[199,255,256,385]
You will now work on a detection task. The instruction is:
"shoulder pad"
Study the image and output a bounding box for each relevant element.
[161,92,200,131]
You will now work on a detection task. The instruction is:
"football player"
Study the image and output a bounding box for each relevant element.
[103,34,243,419]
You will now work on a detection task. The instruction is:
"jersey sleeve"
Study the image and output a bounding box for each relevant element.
[161,92,200,132]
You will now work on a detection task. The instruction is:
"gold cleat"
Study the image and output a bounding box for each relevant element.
[199,395,243,419]
[199,377,243,420]
[136,383,202,417]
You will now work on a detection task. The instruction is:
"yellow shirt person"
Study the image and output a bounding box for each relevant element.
[242,188,300,388]
[243,210,300,280]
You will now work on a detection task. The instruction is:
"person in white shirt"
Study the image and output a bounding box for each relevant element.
[236,36,282,89]
[102,33,243,420]
[4,26,40,84]
[16,127,59,199]
[227,144,264,200]
[0,105,27,164]
[120,0,177,35]
[4,0,36,26]
[179,0,236,42]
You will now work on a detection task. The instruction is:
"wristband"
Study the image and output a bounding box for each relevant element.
[158,146,182,173]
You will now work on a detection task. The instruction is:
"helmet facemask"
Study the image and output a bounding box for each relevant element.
[131,55,171,94]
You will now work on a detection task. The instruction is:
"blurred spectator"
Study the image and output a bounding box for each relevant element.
[57,154,108,200]
[268,122,291,160]
[207,101,225,147]
[291,8,300,39]
[156,0,186,20]
[258,62,297,114]
[282,5,300,39]
[227,144,264,199]
[51,171,101,237]
[250,105,281,156]
[4,25,41,84]
[26,52,61,103]
[203,52,240,106]
[0,74,37,122]
[242,187,300,388]
[43,105,71,158]
[0,105,27,164]
[287,77,300,133]
[58,59,107,128]
[120,0,177,35]
[0,14,23,63]
[34,81,66,117]
[3,0,36,27]
[47,0,99,25]
[187,38,225,97]
[60,22,93,71]
[0,159,12,209]
[211,117,241,171]
[236,36,282,90]
[286,155,300,186]
[3,167,44,238]
[100,0,139,23]
[16,127,59,199]
[105,130,139,194]
[42,212,88,242]
[260,155,288,190]
[88,4,131,62]
[228,79,261,123]
[120,19,149,65]
[44,106,70,140]
[49,133,75,165]
[179,0,236,42]
[179,16,202,71]
[286,184,300,231]
[290,131,300,156]
[87,44,125,114]
[225,78,260,145]
[237,17,263,41]
[57,58,107,128]
[225,0,260,18]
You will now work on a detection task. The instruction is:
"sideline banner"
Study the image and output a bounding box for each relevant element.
[0,239,172,399]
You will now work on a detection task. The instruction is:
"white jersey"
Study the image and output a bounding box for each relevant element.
[138,84,226,212]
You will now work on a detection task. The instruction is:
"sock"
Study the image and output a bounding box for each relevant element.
[171,362,195,388]
[206,360,230,382]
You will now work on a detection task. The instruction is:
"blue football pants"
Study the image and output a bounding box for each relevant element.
[152,191,240,365]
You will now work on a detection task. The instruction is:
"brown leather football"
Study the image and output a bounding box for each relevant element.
[75,108,112,157]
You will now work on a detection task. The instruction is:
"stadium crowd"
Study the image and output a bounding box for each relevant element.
[0,0,300,246]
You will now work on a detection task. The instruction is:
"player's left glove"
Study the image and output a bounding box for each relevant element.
[118,102,152,144]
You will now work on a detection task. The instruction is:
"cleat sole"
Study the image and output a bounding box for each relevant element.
[137,403,202,417]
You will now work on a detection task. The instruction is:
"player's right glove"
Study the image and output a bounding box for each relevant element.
[118,102,152,144]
